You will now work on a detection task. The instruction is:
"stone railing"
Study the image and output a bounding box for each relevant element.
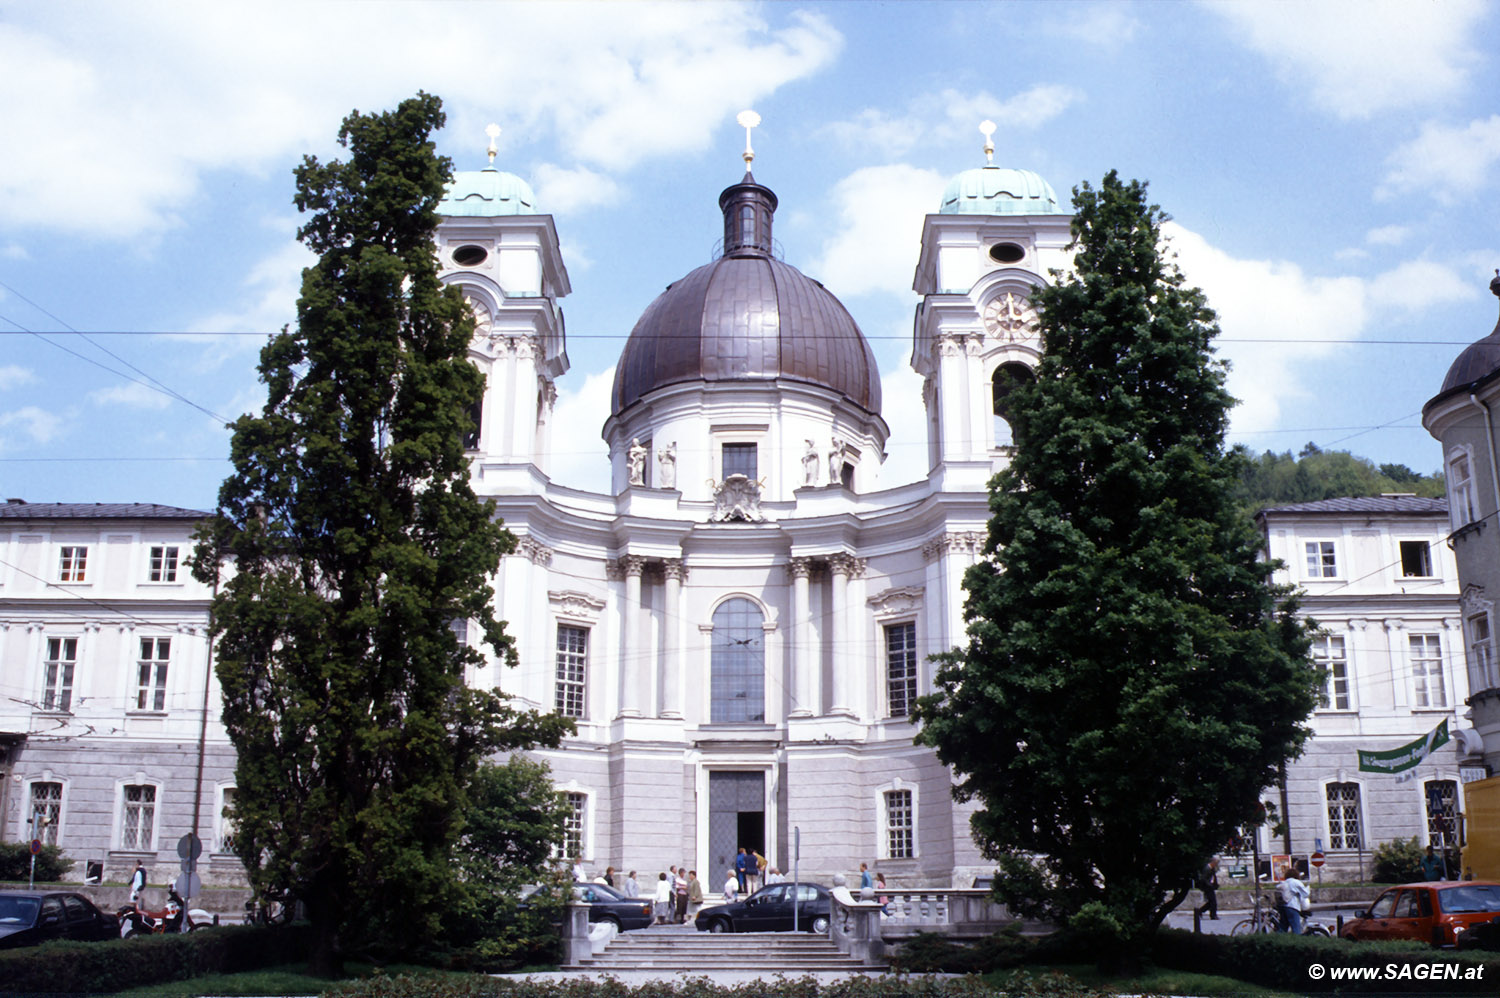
[877,888,1013,935]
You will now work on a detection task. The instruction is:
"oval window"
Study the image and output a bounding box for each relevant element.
[453,245,488,267]
[988,242,1025,265]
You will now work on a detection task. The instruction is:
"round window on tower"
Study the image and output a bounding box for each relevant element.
[988,242,1025,265]
[453,245,488,267]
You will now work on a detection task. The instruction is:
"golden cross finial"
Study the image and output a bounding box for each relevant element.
[485,123,501,165]
[737,110,761,171]
[980,120,996,166]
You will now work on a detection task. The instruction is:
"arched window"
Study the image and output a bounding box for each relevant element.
[711,598,765,722]
[992,362,1034,446]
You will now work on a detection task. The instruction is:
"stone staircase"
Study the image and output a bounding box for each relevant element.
[569,926,882,972]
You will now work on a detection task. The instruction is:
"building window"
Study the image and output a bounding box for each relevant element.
[562,792,586,860]
[885,622,917,718]
[722,443,758,480]
[58,546,88,582]
[1450,454,1477,527]
[1398,541,1433,578]
[1326,782,1362,850]
[555,624,587,718]
[218,788,239,854]
[1304,541,1337,579]
[134,637,170,712]
[1409,633,1447,708]
[42,637,78,712]
[885,789,914,859]
[1469,613,1498,692]
[148,546,179,582]
[710,598,765,723]
[1425,779,1460,848]
[29,782,62,845]
[1312,634,1350,710]
[121,785,156,851]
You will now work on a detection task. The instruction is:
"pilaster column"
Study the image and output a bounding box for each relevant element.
[619,555,647,717]
[1383,618,1408,710]
[789,558,814,717]
[829,553,860,716]
[660,559,685,718]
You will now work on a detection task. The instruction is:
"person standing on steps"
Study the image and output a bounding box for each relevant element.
[653,872,672,925]
[734,847,751,894]
[687,869,704,921]
[623,870,640,898]
[674,864,689,923]
[723,868,739,904]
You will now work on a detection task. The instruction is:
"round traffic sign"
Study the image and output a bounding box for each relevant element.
[174,871,201,900]
[29,838,42,856]
[177,833,202,861]
[1310,851,1326,868]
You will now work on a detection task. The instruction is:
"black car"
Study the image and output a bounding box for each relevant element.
[695,882,831,933]
[571,882,655,931]
[0,891,119,949]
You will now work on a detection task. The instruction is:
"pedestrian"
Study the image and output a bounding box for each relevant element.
[1420,845,1445,881]
[129,861,147,904]
[766,866,785,885]
[875,872,890,915]
[734,847,750,894]
[572,860,586,882]
[1194,858,1220,921]
[859,862,873,893]
[753,849,768,891]
[687,869,704,921]
[604,866,616,889]
[653,872,672,924]
[723,868,739,904]
[674,864,689,923]
[624,870,640,898]
[1278,870,1309,934]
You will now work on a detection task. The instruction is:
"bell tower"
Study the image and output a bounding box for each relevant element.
[437,125,571,480]
[911,122,1072,492]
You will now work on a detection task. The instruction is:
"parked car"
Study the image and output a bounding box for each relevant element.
[695,882,831,933]
[1340,881,1500,947]
[0,890,119,949]
[521,881,654,932]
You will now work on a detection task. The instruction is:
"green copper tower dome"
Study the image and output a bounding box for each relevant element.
[438,124,536,216]
[939,120,1066,216]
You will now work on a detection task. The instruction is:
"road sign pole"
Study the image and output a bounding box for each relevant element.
[792,826,800,933]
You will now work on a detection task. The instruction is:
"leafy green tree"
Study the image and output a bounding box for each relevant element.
[193,93,571,975]
[1233,447,1444,513]
[915,172,1322,967]
[445,756,571,969]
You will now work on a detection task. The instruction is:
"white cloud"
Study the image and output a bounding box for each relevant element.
[0,405,63,448]
[89,382,174,410]
[0,365,34,390]
[1366,225,1410,247]
[1046,6,1141,47]
[1367,259,1477,311]
[808,165,947,301]
[1379,115,1500,204]
[1206,0,1484,119]
[824,85,1084,160]
[548,366,615,493]
[1,243,27,260]
[189,227,314,371]
[0,3,842,239]
[533,165,623,216]
[876,364,928,488]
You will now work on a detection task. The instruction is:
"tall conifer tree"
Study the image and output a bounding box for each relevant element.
[915,172,1320,963]
[194,93,570,973]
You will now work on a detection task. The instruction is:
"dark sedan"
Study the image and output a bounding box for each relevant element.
[0,891,119,949]
[570,882,655,931]
[695,882,831,933]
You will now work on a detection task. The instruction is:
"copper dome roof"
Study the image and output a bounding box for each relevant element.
[610,174,881,416]
[1432,271,1500,400]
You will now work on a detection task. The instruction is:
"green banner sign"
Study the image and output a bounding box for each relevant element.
[1358,720,1449,775]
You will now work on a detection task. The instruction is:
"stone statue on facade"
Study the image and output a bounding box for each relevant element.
[627,437,647,486]
[802,439,819,486]
[828,435,844,485]
[657,441,677,489]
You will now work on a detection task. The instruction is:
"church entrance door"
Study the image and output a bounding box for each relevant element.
[708,771,764,886]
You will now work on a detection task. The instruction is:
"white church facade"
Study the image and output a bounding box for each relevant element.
[0,131,1473,889]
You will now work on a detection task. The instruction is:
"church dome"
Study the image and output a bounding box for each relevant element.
[939,165,1066,216]
[439,164,536,216]
[610,173,881,416]
[1436,271,1500,395]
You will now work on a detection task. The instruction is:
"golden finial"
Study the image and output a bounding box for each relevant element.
[737,110,761,171]
[485,123,501,166]
[980,120,996,166]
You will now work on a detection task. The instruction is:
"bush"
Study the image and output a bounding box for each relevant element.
[1372,836,1425,883]
[327,972,1110,998]
[1152,926,1499,993]
[0,841,74,882]
[891,927,1034,974]
[0,923,310,994]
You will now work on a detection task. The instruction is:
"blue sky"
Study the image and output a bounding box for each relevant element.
[2,0,1497,510]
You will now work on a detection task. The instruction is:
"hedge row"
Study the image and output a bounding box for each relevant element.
[327,972,1108,998]
[0,922,310,994]
[1152,928,1500,994]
